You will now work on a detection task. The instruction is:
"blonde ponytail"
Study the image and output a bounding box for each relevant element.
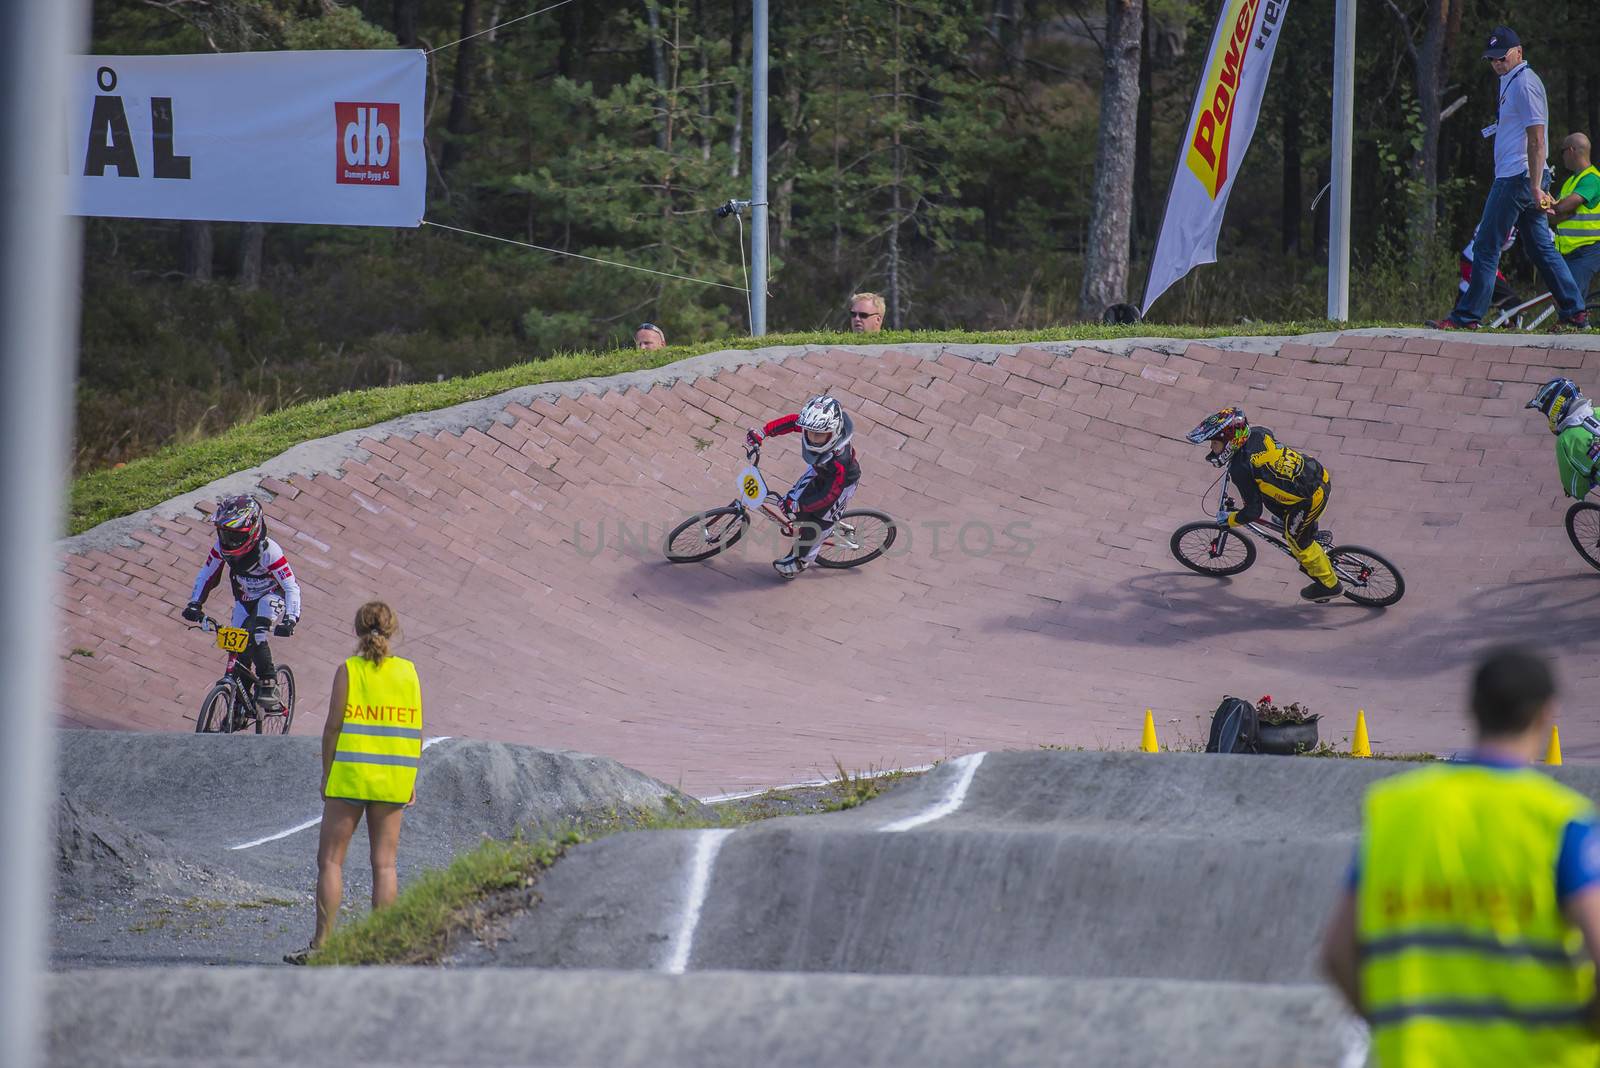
[353,601,399,664]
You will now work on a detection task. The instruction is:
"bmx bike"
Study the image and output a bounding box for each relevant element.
[1168,478,1405,607]
[663,443,897,569]
[1486,281,1600,331]
[1562,501,1600,573]
[188,612,297,735]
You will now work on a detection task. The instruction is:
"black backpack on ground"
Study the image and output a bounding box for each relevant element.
[1206,696,1259,754]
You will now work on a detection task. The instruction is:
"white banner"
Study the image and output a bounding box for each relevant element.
[1141,0,1289,316]
[67,50,426,228]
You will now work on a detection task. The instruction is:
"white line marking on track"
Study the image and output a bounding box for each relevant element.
[698,763,936,804]
[879,751,986,833]
[661,827,735,974]
[227,736,451,851]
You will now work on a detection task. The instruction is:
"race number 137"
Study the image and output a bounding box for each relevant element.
[335,102,400,186]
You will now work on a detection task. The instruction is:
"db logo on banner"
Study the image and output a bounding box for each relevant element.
[335,102,399,186]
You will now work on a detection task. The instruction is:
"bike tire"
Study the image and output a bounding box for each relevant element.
[196,683,232,734]
[1169,522,1257,577]
[1329,545,1406,607]
[664,506,748,562]
[814,510,898,569]
[1566,502,1600,573]
[258,666,296,735]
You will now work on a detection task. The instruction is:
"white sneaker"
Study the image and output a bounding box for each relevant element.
[773,555,808,579]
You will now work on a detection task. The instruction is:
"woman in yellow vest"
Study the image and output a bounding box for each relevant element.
[285,601,422,963]
[1321,646,1600,1065]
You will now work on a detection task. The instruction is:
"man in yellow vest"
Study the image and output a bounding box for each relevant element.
[1321,645,1600,1066]
[1552,133,1600,303]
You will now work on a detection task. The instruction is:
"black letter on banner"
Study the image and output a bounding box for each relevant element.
[84,96,138,177]
[151,98,191,179]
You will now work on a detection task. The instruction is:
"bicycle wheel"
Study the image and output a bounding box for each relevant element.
[664,506,748,562]
[1329,545,1406,607]
[1565,502,1600,573]
[195,683,232,734]
[814,510,898,569]
[258,666,296,735]
[1169,522,1257,576]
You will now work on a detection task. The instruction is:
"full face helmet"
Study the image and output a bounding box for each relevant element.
[797,394,851,463]
[212,494,266,561]
[1528,378,1584,434]
[1186,407,1250,468]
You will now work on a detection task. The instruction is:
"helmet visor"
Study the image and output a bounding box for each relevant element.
[217,525,254,552]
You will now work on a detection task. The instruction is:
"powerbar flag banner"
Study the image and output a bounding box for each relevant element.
[68,50,425,227]
[1141,0,1288,315]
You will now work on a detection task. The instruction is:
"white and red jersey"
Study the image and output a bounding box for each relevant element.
[189,536,302,619]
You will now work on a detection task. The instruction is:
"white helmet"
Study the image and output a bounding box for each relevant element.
[797,395,851,463]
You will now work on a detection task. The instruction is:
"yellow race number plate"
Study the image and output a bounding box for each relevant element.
[215,627,250,653]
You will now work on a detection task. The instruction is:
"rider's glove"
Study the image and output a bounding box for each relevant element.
[182,601,204,622]
[274,618,297,638]
[1215,508,1232,527]
[745,428,764,448]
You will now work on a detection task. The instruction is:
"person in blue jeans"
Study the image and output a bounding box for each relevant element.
[1429,27,1587,331]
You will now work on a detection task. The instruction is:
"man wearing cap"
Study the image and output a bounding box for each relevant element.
[1429,27,1588,332]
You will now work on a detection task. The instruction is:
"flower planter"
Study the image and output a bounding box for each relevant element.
[1256,715,1320,755]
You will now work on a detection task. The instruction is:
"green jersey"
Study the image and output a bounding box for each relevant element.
[1557,423,1600,498]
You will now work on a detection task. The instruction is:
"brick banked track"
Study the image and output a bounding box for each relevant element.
[57,331,1600,796]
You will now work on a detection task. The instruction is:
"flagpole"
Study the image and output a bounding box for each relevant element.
[1327,0,1355,320]
[1,2,85,1067]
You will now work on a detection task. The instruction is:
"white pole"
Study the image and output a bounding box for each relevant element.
[1,2,85,1066]
[750,0,769,336]
[1327,0,1355,320]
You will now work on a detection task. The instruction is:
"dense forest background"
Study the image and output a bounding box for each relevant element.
[81,0,1600,469]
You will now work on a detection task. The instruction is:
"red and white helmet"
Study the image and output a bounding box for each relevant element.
[797,394,852,463]
[212,494,265,560]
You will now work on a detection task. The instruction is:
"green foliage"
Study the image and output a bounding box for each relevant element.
[79,0,1600,473]
[310,830,575,965]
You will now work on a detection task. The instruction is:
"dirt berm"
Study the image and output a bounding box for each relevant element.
[53,729,703,966]
[466,750,1600,980]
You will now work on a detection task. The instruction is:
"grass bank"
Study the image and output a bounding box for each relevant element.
[70,320,1398,535]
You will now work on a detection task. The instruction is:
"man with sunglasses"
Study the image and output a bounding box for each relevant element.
[847,292,885,333]
[1428,27,1587,332]
[634,322,666,350]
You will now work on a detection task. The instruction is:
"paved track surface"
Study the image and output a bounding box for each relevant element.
[50,967,1362,1068]
[465,751,1600,978]
[51,730,697,967]
[57,332,1600,796]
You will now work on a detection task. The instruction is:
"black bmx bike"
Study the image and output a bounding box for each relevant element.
[1169,478,1405,607]
[663,443,898,569]
[1563,501,1600,572]
[188,612,297,735]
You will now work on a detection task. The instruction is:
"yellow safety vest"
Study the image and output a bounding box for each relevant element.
[1358,763,1598,1068]
[1556,165,1600,256]
[325,655,422,804]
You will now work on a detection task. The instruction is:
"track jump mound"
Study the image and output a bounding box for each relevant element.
[469,750,1600,979]
[58,330,1600,795]
[49,968,1359,1068]
[52,730,699,966]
